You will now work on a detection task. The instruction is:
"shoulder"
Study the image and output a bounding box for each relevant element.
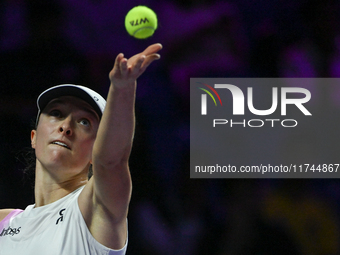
[0,209,16,222]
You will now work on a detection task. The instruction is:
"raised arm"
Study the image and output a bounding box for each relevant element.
[79,43,162,249]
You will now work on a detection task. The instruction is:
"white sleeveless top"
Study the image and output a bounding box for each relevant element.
[0,186,127,255]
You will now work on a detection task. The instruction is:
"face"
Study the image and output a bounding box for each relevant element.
[31,96,100,179]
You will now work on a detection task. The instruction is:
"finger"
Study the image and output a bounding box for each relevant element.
[141,43,163,56]
[131,55,146,76]
[140,53,161,71]
[120,57,128,77]
[114,53,124,70]
[125,44,161,67]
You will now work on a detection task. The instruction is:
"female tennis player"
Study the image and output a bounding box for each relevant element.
[0,43,162,254]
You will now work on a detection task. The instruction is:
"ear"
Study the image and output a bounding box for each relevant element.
[31,130,36,149]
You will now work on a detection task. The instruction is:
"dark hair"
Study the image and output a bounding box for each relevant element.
[20,147,36,186]
[17,119,37,186]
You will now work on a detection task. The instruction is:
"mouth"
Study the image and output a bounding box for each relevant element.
[51,141,71,150]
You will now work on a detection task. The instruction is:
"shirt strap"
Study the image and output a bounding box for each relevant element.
[0,209,23,230]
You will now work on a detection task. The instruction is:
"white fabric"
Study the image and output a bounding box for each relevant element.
[0,186,127,255]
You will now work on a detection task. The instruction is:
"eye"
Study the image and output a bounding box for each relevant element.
[79,119,90,127]
[49,110,61,117]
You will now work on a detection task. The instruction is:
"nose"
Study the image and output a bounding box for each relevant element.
[58,118,73,136]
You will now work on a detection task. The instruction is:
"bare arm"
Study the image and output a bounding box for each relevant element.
[93,43,162,217]
[79,44,162,249]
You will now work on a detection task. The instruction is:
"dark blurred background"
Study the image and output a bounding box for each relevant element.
[1,0,340,254]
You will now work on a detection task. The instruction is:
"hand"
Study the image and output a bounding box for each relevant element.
[109,43,162,88]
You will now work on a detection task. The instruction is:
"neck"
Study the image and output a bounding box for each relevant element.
[34,162,88,207]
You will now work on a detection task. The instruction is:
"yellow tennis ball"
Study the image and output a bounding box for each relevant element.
[125,6,158,39]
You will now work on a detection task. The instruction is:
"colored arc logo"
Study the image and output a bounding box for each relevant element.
[197,83,222,106]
